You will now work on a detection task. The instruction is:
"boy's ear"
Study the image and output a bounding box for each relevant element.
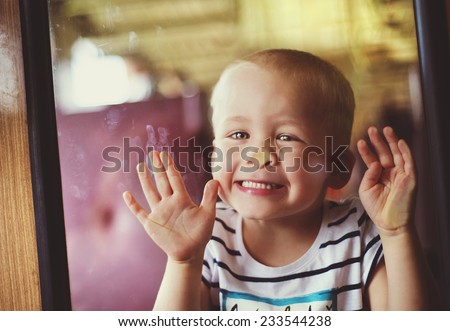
[327,149,355,190]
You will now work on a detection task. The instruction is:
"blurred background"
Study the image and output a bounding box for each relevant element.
[47,0,437,310]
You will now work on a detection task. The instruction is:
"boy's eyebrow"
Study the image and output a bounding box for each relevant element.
[219,116,305,128]
[274,118,303,126]
[221,115,249,124]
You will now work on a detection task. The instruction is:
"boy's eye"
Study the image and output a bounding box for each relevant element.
[231,132,249,140]
[277,134,295,142]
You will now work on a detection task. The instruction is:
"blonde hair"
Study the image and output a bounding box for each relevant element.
[211,49,355,145]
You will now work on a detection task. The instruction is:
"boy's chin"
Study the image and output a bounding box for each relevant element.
[218,193,287,221]
[234,204,281,222]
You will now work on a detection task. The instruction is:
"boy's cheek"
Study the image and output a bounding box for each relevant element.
[210,144,241,172]
[209,154,227,176]
[209,156,229,183]
[301,153,326,174]
[279,149,325,174]
[210,170,231,205]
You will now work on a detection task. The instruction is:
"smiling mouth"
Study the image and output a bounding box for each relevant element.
[238,180,283,190]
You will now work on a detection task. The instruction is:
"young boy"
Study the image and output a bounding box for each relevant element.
[123,49,431,310]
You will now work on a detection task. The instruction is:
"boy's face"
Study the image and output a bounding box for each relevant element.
[211,64,332,222]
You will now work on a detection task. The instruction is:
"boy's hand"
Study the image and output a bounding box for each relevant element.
[357,126,416,234]
[123,150,219,263]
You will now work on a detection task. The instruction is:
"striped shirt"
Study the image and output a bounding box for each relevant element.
[202,198,383,311]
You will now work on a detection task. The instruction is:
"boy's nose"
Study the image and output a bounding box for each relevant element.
[249,146,278,168]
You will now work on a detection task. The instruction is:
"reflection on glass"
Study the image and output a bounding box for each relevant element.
[48,0,419,310]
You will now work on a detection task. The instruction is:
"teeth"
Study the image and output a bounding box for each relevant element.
[241,181,278,190]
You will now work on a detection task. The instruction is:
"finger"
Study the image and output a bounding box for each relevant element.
[359,161,383,194]
[200,179,219,216]
[137,162,161,208]
[383,126,404,167]
[122,191,150,225]
[398,139,416,178]
[357,139,377,167]
[150,150,173,198]
[163,151,189,196]
[368,127,395,168]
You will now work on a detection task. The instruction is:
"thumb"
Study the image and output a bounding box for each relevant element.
[200,179,219,215]
[360,161,382,193]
